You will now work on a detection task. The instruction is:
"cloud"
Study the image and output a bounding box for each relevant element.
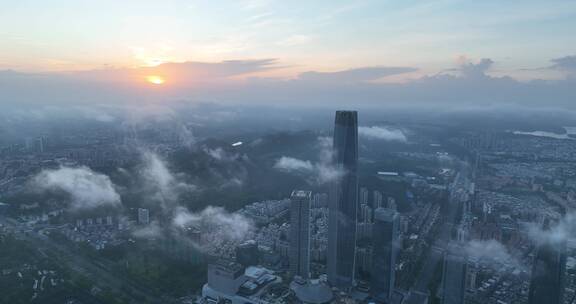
[0,59,280,105]
[33,166,121,211]
[139,151,196,208]
[172,206,254,243]
[132,221,162,239]
[273,136,344,184]
[358,126,407,142]
[274,156,314,171]
[464,240,525,271]
[297,66,418,83]
[550,55,576,77]
[526,213,576,246]
[141,59,278,80]
[178,124,196,148]
[204,147,238,162]
[459,58,494,78]
[2,56,576,109]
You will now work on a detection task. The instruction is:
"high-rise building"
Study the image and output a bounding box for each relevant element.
[137,208,150,225]
[290,190,312,279]
[441,245,468,304]
[371,208,399,302]
[360,203,373,223]
[360,187,369,205]
[374,190,384,209]
[528,240,566,304]
[236,240,259,267]
[312,192,329,208]
[328,110,359,289]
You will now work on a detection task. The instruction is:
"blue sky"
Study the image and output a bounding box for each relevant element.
[1,0,575,79]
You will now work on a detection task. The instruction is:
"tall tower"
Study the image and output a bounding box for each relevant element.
[528,239,566,304]
[441,244,468,304]
[371,208,399,302]
[290,190,312,279]
[328,110,359,289]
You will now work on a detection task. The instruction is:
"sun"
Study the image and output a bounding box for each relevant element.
[146,75,165,85]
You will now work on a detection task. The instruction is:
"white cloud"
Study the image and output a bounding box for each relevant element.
[204,147,239,162]
[140,151,196,207]
[526,213,576,246]
[33,166,121,211]
[274,156,314,171]
[464,240,525,271]
[359,126,407,142]
[173,206,254,243]
[132,221,162,239]
[273,136,344,184]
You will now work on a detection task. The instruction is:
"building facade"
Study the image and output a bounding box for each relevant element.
[290,190,312,279]
[327,110,359,289]
[371,208,399,302]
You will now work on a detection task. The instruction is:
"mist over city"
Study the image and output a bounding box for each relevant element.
[1,1,576,304]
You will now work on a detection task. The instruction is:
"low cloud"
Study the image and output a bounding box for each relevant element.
[33,166,121,211]
[526,213,576,246]
[273,136,344,184]
[274,156,313,171]
[464,240,525,271]
[2,56,576,109]
[297,66,418,84]
[550,55,576,78]
[204,147,238,162]
[358,126,407,142]
[173,206,254,243]
[132,221,162,239]
[139,151,196,208]
[459,58,494,79]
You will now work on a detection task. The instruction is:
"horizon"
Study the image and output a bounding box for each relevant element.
[1,1,575,109]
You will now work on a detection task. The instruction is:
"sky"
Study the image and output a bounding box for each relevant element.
[0,0,575,108]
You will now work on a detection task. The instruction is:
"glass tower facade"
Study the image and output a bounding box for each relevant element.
[327,110,359,289]
[289,190,311,280]
[371,208,399,302]
[528,240,566,304]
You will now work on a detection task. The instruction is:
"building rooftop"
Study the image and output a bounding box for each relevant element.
[291,190,312,198]
[290,279,333,304]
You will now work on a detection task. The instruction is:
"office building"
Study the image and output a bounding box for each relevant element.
[236,240,259,267]
[371,208,399,302]
[328,110,359,289]
[528,239,566,304]
[290,190,312,279]
[137,208,150,225]
[441,245,467,304]
[201,261,282,304]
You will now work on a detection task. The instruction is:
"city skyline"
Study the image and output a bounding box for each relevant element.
[1,1,575,303]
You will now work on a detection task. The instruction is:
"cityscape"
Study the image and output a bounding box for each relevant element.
[1,1,576,303]
[2,106,576,304]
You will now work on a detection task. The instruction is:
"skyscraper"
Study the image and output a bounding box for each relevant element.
[360,187,369,205]
[528,239,566,304]
[137,208,150,225]
[328,110,359,289]
[236,240,259,267]
[371,208,399,302]
[290,190,312,279]
[374,190,384,209]
[441,245,468,304]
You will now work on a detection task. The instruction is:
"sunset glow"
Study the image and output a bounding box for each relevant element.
[146,75,165,85]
